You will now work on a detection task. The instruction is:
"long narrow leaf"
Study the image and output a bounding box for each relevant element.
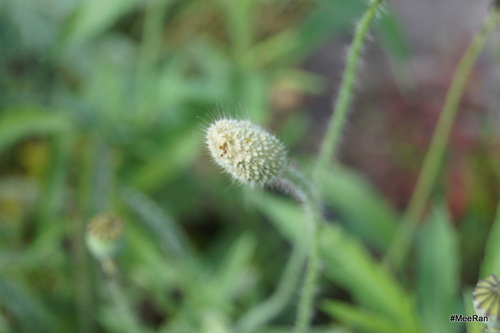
[320,224,420,331]
[0,108,71,155]
[416,205,461,333]
[463,288,483,333]
[322,300,403,333]
[323,167,397,251]
[480,201,500,276]
[121,187,190,259]
[0,278,58,332]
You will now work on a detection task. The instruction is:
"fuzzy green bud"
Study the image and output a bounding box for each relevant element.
[473,274,500,329]
[206,119,287,187]
[85,213,125,260]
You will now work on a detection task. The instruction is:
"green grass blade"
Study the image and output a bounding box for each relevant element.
[0,278,58,333]
[320,224,420,331]
[480,201,500,276]
[463,288,483,333]
[323,167,397,251]
[237,244,305,333]
[121,187,190,259]
[416,205,461,333]
[129,130,199,192]
[209,233,256,305]
[322,300,405,333]
[58,0,139,50]
[250,193,307,247]
[0,108,71,155]
[37,134,72,225]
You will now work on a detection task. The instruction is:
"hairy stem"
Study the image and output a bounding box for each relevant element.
[314,0,383,188]
[293,2,382,330]
[293,202,319,333]
[385,9,500,269]
[279,167,321,333]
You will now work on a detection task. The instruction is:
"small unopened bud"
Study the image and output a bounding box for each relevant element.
[206,119,287,187]
[473,274,500,328]
[85,213,125,260]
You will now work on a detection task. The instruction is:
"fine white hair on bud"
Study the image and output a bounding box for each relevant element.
[206,118,287,187]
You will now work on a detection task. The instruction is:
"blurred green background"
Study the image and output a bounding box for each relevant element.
[1,0,499,332]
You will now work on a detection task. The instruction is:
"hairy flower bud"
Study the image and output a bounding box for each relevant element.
[85,213,125,260]
[206,119,287,187]
[473,274,500,328]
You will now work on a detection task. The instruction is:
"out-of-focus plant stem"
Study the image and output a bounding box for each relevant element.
[74,137,115,333]
[313,0,383,190]
[385,8,500,269]
[236,244,305,333]
[297,1,383,331]
[73,137,95,333]
[278,167,320,333]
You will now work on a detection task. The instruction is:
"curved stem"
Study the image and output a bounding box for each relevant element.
[279,167,321,333]
[236,244,306,333]
[293,201,319,333]
[289,3,383,330]
[385,9,500,269]
[314,0,383,188]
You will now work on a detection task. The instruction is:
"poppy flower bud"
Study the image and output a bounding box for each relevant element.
[85,213,125,260]
[473,274,500,330]
[206,119,287,187]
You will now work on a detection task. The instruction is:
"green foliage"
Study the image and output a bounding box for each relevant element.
[0,0,498,332]
[320,224,420,332]
[416,205,461,333]
[0,108,71,155]
[323,167,397,252]
[481,202,500,276]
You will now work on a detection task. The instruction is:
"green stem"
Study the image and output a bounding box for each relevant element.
[385,9,500,269]
[74,137,116,332]
[293,207,319,333]
[74,137,95,333]
[314,0,383,188]
[481,201,500,277]
[294,2,382,330]
[101,259,143,333]
[236,244,306,333]
[279,167,320,333]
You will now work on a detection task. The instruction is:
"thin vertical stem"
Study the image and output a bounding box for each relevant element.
[74,136,116,332]
[293,200,319,333]
[385,9,500,269]
[74,137,95,333]
[295,2,383,330]
[314,0,383,189]
[280,167,321,333]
